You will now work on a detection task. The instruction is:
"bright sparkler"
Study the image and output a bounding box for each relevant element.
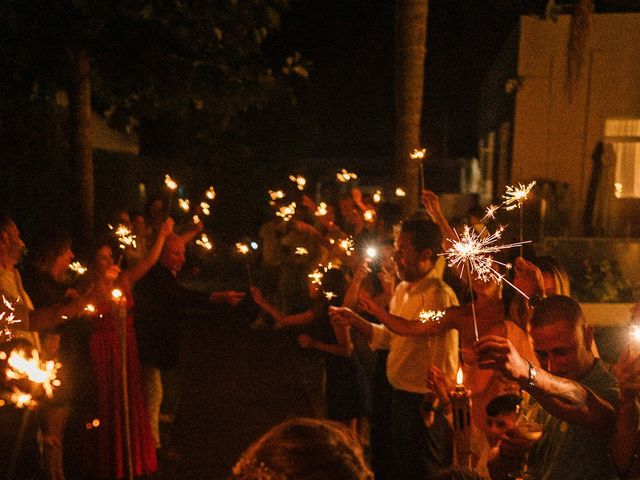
[411,148,427,191]
[276,202,296,222]
[419,310,445,324]
[200,202,211,216]
[268,190,285,201]
[205,186,216,200]
[196,234,213,251]
[108,224,137,250]
[502,181,536,211]
[338,237,355,256]
[6,348,60,399]
[363,209,376,222]
[395,188,406,197]
[295,247,309,256]
[324,292,336,301]
[365,246,378,260]
[373,190,382,203]
[308,268,324,285]
[482,204,500,222]
[192,215,201,224]
[178,198,190,212]
[84,304,96,314]
[336,169,358,183]
[164,175,178,191]
[289,175,307,191]
[314,202,328,216]
[68,261,88,275]
[0,296,21,342]
[236,243,250,255]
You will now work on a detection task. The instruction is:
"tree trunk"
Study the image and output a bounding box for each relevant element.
[395,0,429,216]
[69,47,94,242]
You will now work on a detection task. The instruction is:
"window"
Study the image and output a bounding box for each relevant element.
[604,118,640,198]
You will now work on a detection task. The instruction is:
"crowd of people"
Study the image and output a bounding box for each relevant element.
[1,184,639,480]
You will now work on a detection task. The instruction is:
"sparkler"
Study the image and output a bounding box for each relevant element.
[0,296,21,343]
[205,186,216,200]
[441,225,531,341]
[373,190,382,203]
[338,237,355,256]
[196,234,213,251]
[365,246,378,260]
[502,181,536,255]
[108,224,137,265]
[336,169,358,183]
[314,202,328,217]
[4,348,60,404]
[192,215,201,224]
[275,202,296,222]
[288,175,307,191]
[481,204,500,222]
[295,247,309,256]
[200,201,211,216]
[419,310,446,324]
[178,198,190,212]
[164,174,178,215]
[236,243,253,286]
[268,190,285,201]
[308,268,325,285]
[363,209,376,223]
[324,292,336,301]
[411,148,427,192]
[68,261,88,275]
[395,187,406,197]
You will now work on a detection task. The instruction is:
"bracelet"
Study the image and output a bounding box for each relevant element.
[527,360,537,389]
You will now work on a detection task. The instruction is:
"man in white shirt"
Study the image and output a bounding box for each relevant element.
[332,217,459,479]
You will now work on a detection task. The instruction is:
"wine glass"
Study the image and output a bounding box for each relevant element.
[510,397,543,480]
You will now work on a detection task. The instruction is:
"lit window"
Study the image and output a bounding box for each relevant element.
[605,119,640,198]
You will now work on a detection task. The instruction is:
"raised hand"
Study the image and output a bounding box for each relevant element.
[476,335,529,383]
[328,306,361,328]
[421,190,443,222]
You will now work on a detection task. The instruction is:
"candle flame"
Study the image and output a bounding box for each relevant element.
[456,367,463,385]
[164,175,178,191]
[410,148,426,160]
[395,187,406,197]
[111,289,123,301]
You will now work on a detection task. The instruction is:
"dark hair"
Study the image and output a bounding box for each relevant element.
[530,295,584,329]
[486,393,522,418]
[229,417,372,480]
[400,218,442,259]
[27,230,72,274]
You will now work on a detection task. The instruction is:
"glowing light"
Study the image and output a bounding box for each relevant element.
[314,202,328,217]
[200,201,211,216]
[615,182,623,198]
[456,367,463,385]
[363,209,376,222]
[192,215,201,224]
[1,296,21,342]
[308,269,324,285]
[324,292,336,301]
[11,391,34,408]
[395,188,406,197]
[373,190,382,203]
[295,247,309,256]
[84,304,96,314]
[288,175,307,191]
[111,289,124,301]
[338,237,355,256]
[419,310,445,324]
[178,198,190,212]
[410,148,426,160]
[365,247,378,259]
[268,190,285,201]
[336,169,358,183]
[236,243,250,255]
[196,234,213,251]
[482,204,500,222]
[6,348,60,398]
[68,262,88,275]
[250,242,258,250]
[108,224,137,250]
[502,181,536,211]
[205,186,216,200]
[276,202,296,222]
[441,225,530,299]
[631,325,640,341]
[164,175,178,191]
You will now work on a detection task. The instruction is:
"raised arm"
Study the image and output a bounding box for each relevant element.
[476,335,616,436]
[250,286,314,326]
[342,260,371,309]
[122,217,174,287]
[421,190,456,251]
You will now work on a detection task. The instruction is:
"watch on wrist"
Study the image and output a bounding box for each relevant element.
[526,360,537,389]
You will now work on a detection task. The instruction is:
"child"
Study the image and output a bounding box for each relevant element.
[484,394,522,447]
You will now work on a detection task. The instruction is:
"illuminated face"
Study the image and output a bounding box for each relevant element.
[393,232,423,282]
[530,319,592,380]
[52,247,74,279]
[0,222,26,264]
[485,412,518,445]
[161,238,186,273]
[542,272,556,296]
[94,245,114,276]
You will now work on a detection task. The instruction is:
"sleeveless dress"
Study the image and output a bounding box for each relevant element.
[316,307,372,420]
[83,295,157,479]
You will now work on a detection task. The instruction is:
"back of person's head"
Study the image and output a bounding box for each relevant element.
[400,217,442,259]
[486,393,522,418]
[536,255,571,296]
[229,418,372,480]
[27,229,72,273]
[530,295,584,330]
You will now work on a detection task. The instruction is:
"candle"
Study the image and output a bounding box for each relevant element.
[450,367,473,468]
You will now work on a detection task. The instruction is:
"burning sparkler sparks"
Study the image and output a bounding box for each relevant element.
[411,148,427,191]
[0,296,20,342]
[236,243,250,255]
[338,237,355,256]
[365,246,378,260]
[205,186,216,200]
[84,304,96,314]
[395,188,406,197]
[363,209,376,223]
[68,261,88,275]
[196,234,213,251]
[419,310,445,324]
[324,292,336,301]
[482,204,500,222]
[200,201,211,216]
[5,348,61,400]
[502,181,536,211]
[178,198,190,212]
[275,202,296,222]
[373,190,382,203]
[289,175,307,191]
[314,202,329,217]
[164,175,178,191]
[295,247,309,256]
[192,215,201,224]
[268,190,285,201]
[108,224,137,250]
[336,169,358,183]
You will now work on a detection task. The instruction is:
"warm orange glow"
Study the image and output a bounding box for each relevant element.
[84,304,96,314]
[456,367,463,385]
[395,188,406,197]
[111,289,123,301]
[205,186,216,200]
[164,174,178,191]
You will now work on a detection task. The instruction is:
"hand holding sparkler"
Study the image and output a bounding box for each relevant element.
[475,335,530,382]
[328,306,364,329]
[357,290,382,317]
